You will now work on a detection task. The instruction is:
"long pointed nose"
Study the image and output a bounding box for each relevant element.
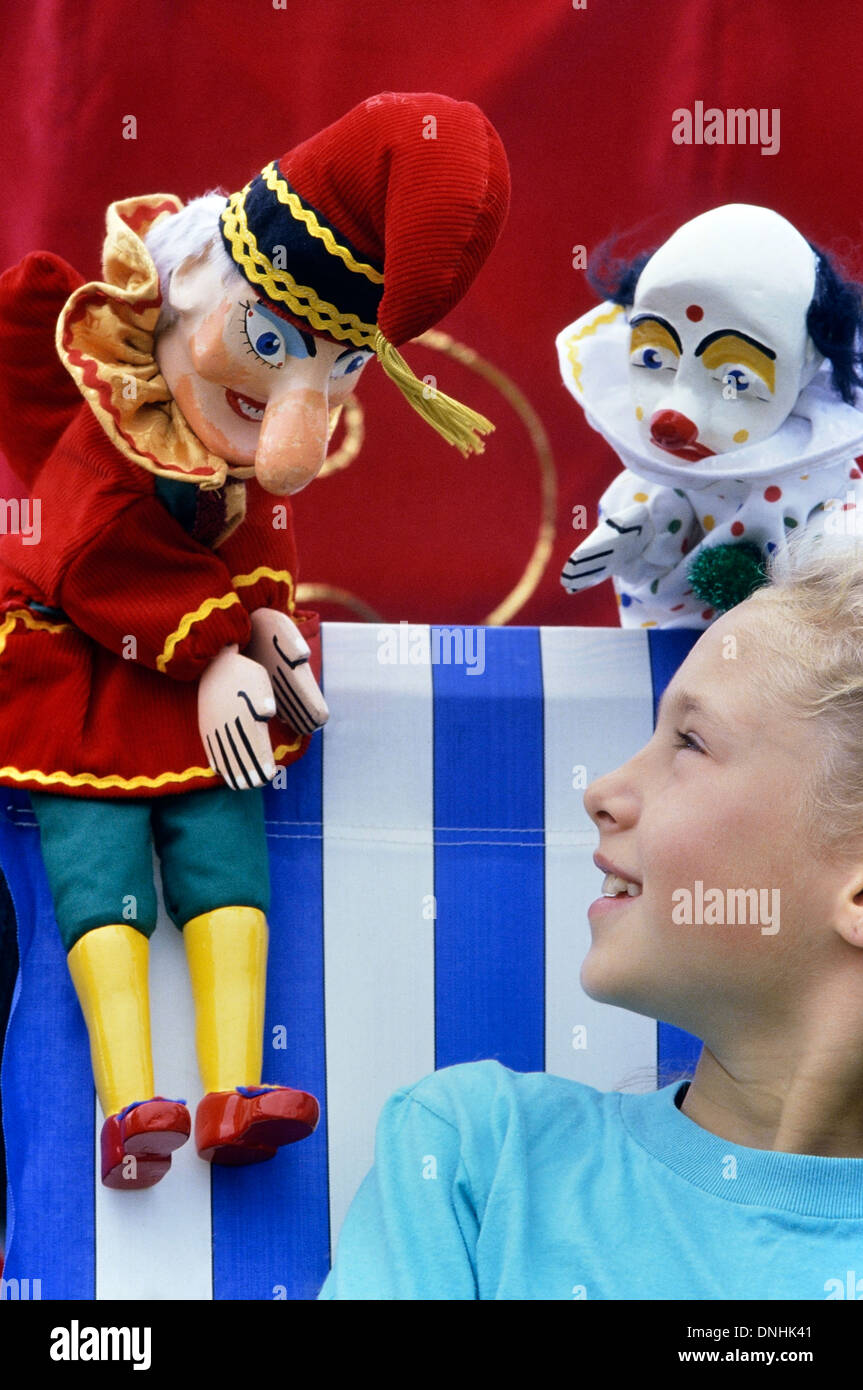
[255,388,329,496]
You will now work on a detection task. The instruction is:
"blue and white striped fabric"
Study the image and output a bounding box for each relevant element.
[0,623,701,1301]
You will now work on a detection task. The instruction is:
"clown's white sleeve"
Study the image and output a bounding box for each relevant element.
[598,472,700,583]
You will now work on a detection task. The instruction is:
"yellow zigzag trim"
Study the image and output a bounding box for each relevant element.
[261,163,384,285]
[232,566,295,602]
[221,191,376,349]
[0,608,72,658]
[564,303,624,395]
[0,750,307,788]
[0,607,305,784]
[0,764,217,791]
[157,593,242,673]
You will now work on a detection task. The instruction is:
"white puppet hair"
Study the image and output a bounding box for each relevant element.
[143,192,242,333]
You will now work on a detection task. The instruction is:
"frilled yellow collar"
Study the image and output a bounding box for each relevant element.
[56,195,256,490]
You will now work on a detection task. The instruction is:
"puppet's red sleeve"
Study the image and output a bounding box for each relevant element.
[56,497,253,680]
[216,478,320,646]
[2,409,254,681]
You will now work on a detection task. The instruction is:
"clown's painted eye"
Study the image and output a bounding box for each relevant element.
[243,302,310,367]
[330,349,374,380]
[720,367,751,394]
[630,344,677,372]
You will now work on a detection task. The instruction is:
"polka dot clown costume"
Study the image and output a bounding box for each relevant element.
[0,92,510,1188]
[558,205,863,629]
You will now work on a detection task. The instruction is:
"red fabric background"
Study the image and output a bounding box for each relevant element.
[2,0,862,626]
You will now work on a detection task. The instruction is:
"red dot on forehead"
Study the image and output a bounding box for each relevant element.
[686,304,704,322]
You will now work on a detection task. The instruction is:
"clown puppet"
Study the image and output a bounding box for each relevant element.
[0,92,510,1187]
[557,204,863,628]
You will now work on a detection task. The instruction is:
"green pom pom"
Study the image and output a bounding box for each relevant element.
[687,542,767,613]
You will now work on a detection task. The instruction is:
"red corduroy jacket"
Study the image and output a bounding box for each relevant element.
[0,384,320,800]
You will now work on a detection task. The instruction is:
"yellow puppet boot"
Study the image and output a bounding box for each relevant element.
[67,923,191,1189]
[183,906,319,1164]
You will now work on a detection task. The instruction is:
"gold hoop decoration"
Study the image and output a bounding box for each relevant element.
[295,584,384,623]
[321,396,365,478]
[304,333,557,625]
[415,330,558,626]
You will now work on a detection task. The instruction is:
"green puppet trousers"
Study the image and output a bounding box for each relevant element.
[29,786,271,953]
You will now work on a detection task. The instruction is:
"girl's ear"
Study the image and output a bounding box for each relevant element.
[833,876,863,949]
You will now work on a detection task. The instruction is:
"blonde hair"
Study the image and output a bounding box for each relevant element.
[738,523,863,864]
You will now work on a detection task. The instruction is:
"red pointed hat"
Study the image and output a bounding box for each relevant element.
[221,92,510,454]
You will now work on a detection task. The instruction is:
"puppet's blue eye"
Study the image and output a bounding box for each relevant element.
[255,331,280,357]
[331,349,374,380]
[243,303,310,367]
[722,368,750,393]
[642,349,662,369]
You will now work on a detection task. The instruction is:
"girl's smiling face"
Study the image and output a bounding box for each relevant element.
[581,608,846,1039]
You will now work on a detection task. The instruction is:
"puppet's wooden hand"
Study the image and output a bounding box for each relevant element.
[198,645,278,789]
[245,608,329,737]
[561,502,654,593]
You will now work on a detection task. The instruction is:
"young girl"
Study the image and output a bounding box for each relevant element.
[318,528,863,1299]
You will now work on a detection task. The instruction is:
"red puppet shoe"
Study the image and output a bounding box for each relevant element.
[195,1085,319,1165]
[101,1097,192,1190]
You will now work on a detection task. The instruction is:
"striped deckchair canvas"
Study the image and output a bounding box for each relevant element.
[0,623,702,1301]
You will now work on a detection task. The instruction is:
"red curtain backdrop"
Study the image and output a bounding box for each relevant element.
[2,0,862,626]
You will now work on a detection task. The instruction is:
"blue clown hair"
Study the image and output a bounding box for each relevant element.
[806,244,863,404]
[585,238,655,308]
[586,234,863,404]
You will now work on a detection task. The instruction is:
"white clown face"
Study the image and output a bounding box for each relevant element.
[628,205,823,462]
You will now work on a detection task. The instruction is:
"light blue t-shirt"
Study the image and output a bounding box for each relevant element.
[318,1059,863,1300]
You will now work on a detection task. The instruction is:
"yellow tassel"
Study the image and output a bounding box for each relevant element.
[374,329,494,457]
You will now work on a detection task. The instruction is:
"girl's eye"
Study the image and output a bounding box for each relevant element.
[674,729,703,753]
[330,350,374,380]
[629,344,677,372]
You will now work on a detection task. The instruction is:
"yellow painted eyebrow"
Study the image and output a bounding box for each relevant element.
[699,334,776,393]
[630,319,681,358]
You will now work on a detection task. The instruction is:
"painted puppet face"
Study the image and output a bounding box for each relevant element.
[628,205,822,462]
[580,605,852,1043]
[155,247,373,495]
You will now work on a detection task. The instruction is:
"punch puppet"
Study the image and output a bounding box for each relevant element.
[557,204,863,628]
[0,93,510,1187]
